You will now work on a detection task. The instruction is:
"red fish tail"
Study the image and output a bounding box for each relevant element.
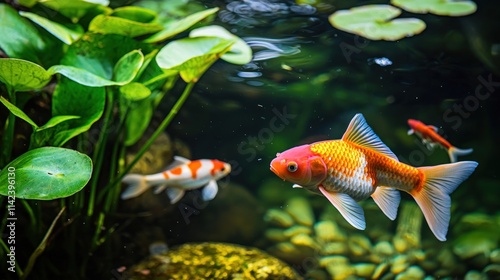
[411,161,478,241]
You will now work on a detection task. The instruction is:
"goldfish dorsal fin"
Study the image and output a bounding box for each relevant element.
[342,114,398,161]
[173,156,191,163]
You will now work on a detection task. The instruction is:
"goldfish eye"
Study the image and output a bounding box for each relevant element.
[287,162,298,172]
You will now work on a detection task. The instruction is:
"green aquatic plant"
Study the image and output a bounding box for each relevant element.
[391,0,477,16]
[0,1,250,278]
[329,1,476,41]
[329,5,426,41]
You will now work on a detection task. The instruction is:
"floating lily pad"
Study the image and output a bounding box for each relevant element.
[391,0,477,16]
[329,5,426,41]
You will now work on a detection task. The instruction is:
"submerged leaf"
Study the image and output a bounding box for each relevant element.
[113,50,145,83]
[40,0,110,21]
[190,25,252,65]
[144,7,219,43]
[0,96,38,128]
[120,82,151,101]
[0,58,51,92]
[0,147,92,200]
[20,11,84,45]
[391,0,477,16]
[329,5,426,41]
[51,77,105,146]
[0,4,46,63]
[89,14,162,37]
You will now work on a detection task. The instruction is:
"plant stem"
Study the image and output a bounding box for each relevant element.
[98,81,196,201]
[1,86,16,167]
[20,207,65,280]
[87,90,114,217]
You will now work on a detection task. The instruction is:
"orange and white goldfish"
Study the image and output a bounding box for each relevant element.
[270,114,478,241]
[407,119,473,162]
[121,156,231,203]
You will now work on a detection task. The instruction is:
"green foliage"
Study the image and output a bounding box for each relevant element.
[391,0,477,16]
[329,1,477,41]
[0,1,250,278]
[0,147,92,199]
[329,5,426,41]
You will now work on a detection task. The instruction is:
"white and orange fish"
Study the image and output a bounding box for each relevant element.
[270,114,478,241]
[407,119,473,162]
[121,156,231,203]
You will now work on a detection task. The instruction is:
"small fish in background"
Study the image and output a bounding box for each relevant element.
[121,156,231,204]
[270,114,478,241]
[407,119,473,162]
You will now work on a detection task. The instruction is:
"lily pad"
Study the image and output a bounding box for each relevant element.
[391,0,477,16]
[328,5,426,41]
[190,25,252,65]
[0,147,92,200]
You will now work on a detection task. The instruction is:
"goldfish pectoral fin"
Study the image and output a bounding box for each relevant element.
[371,187,401,220]
[121,174,149,200]
[414,161,478,241]
[318,186,366,230]
[166,188,185,204]
[424,141,436,151]
[407,129,414,135]
[201,180,218,201]
[341,113,399,161]
[448,147,473,163]
[154,184,168,194]
[292,184,303,188]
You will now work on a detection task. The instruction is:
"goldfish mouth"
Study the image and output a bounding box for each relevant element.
[270,165,285,181]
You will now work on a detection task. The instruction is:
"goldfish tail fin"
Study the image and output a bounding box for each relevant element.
[448,146,473,162]
[121,174,149,200]
[414,161,478,241]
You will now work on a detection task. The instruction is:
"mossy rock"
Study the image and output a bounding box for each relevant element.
[123,242,302,280]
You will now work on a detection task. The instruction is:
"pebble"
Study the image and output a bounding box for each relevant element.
[372,262,390,279]
[325,262,356,280]
[321,242,348,255]
[285,196,315,226]
[348,234,372,257]
[394,265,425,280]
[264,228,287,242]
[374,241,395,257]
[264,209,294,227]
[290,233,318,249]
[391,255,410,274]
[464,270,483,280]
[314,220,346,242]
[353,263,376,278]
[283,225,312,238]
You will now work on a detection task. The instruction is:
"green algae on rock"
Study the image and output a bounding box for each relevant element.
[123,242,302,280]
[328,5,426,41]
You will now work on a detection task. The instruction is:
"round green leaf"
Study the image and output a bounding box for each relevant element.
[156,37,235,82]
[0,147,92,200]
[391,0,477,16]
[329,5,426,41]
[0,58,51,92]
[120,82,151,101]
[190,25,252,65]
